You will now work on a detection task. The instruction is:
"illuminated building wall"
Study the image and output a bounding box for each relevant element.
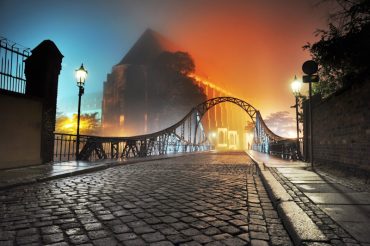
[191,74,249,150]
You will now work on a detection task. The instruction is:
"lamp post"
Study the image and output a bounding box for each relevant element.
[291,75,302,159]
[302,60,319,169]
[75,63,88,161]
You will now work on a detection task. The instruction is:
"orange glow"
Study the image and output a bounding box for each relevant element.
[55,114,100,135]
[158,1,329,117]
[119,115,125,126]
[189,73,231,96]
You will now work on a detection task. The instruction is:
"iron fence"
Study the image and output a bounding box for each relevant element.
[53,132,210,162]
[0,37,30,94]
[268,139,298,160]
[54,133,91,162]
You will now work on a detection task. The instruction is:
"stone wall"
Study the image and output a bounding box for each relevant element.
[310,81,370,174]
[0,39,62,169]
[0,92,43,169]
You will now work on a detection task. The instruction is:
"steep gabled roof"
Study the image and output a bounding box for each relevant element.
[118,28,178,66]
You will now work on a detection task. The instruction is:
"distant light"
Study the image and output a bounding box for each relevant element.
[287,130,297,138]
[63,123,74,129]
[291,75,302,96]
[119,115,125,126]
[75,63,88,87]
[208,132,217,139]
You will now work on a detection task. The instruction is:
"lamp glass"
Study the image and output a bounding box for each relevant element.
[75,64,88,86]
[291,76,302,96]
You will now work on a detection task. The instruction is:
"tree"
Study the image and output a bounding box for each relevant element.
[154,51,195,76]
[55,112,101,135]
[146,51,206,128]
[304,0,370,97]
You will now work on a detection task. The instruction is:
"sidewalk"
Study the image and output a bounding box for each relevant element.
[247,150,370,246]
[0,153,192,190]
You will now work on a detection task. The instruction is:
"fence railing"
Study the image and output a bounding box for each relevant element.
[54,133,117,162]
[0,37,30,94]
[268,139,299,160]
[54,133,109,162]
[54,132,211,162]
[54,133,81,162]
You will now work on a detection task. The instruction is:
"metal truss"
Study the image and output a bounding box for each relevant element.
[75,107,210,161]
[192,97,296,158]
[194,96,258,123]
[55,97,298,161]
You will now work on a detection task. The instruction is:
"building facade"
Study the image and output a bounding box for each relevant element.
[102,29,248,149]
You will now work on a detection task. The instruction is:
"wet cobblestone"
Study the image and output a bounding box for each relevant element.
[1,152,292,245]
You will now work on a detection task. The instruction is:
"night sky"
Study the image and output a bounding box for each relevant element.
[0,0,333,120]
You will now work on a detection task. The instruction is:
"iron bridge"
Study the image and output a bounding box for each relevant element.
[54,97,298,162]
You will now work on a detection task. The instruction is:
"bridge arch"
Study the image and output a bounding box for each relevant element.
[192,96,286,144]
[69,97,295,161]
[194,97,258,123]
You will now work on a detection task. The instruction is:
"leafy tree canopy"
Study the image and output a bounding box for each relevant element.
[154,51,195,76]
[146,51,206,125]
[304,0,370,97]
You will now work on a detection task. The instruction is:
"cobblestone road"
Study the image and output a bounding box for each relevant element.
[0,152,292,246]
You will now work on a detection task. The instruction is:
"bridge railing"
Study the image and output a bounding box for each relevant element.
[53,132,212,162]
[54,98,212,162]
[253,111,299,160]
[54,133,87,162]
[268,139,298,160]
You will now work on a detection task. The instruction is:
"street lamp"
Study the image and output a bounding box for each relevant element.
[302,60,319,169]
[291,75,302,96]
[75,63,88,160]
[291,75,302,159]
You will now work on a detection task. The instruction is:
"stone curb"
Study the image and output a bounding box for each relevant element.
[0,153,196,191]
[246,152,328,246]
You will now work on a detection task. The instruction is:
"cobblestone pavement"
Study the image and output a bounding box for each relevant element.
[0,152,292,246]
[270,167,364,246]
